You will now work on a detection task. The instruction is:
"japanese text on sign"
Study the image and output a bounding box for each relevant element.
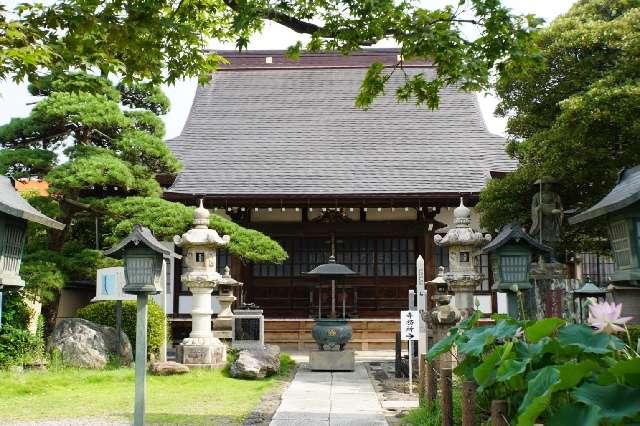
[400,310,419,341]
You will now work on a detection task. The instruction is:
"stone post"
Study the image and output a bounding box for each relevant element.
[189,285,215,340]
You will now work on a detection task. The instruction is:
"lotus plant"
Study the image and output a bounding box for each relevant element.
[587,300,633,334]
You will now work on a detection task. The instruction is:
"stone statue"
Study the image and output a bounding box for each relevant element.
[530,177,563,247]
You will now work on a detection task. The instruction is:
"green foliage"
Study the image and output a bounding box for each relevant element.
[210,214,288,264]
[20,253,65,303]
[124,110,166,138]
[118,83,170,115]
[100,197,288,264]
[114,130,180,175]
[3,1,540,108]
[426,313,640,425]
[77,300,166,357]
[402,387,462,425]
[0,148,55,178]
[628,325,640,350]
[0,293,44,367]
[20,246,120,302]
[478,0,640,253]
[28,72,121,101]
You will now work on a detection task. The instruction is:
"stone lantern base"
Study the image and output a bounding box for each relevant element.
[177,336,227,369]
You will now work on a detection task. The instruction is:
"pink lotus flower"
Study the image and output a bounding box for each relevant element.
[587,301,633,334]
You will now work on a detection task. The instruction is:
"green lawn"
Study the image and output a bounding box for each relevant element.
[0,357,293,425]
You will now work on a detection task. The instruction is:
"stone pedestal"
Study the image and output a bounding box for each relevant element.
[177,338,226,369]
[178,285,227,368]
[310,350,355,371]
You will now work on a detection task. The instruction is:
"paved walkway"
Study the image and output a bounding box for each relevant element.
[270,363,388,426]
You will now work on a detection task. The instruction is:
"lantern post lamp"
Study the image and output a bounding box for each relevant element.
[104,225,180,426]
[572,277,607,323]
[481,222,552,319]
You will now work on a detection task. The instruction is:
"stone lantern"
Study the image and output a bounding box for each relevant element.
[573,277,607,323]
[173,200,230,368]
[433,198,491,317]
[481,222,552,319]
[213,266,243,339]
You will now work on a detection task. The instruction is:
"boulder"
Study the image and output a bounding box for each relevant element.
[230,344,280,379]
[49,318,133,369]
[150,361,190,375]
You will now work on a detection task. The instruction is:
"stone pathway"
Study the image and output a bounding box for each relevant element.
[270,363,388,426]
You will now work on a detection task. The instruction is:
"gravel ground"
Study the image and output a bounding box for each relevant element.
[366,361,419,425]
[242,363,298,426]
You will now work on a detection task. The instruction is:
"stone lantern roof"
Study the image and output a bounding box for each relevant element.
[173,199,231,248]
[434,198,491,247]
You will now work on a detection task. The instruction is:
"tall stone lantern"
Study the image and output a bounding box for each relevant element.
[434,198,491,317]
[174,200,230,368]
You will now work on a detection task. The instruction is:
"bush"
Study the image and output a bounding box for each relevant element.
[77,300,167,357]
[0,293,44,367]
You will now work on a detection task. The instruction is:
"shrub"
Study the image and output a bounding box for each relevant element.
[0,292,44,367]
[77,300,167,357]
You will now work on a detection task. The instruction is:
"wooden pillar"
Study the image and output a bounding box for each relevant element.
[491,400,508,426]
[462,380,476,426]
[425,359,437,403]
[441,367,453,426]
[395,331,402,378]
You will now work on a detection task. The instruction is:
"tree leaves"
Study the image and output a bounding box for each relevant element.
[478,0,640,253]
[3,0,540,109]
[100,197,288,264]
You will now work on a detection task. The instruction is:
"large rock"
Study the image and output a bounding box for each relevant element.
[150,361,190,375]
[230,344,280,379]
[49,318,133,368]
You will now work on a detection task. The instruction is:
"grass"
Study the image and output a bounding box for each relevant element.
[0,354,295,425]
[401,387,462,426]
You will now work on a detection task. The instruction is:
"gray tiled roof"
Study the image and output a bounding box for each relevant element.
[482,222,552,254]
[570,165,640,224]
[166,67,515,197]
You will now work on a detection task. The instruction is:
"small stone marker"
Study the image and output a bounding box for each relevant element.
[149,361,189,376]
